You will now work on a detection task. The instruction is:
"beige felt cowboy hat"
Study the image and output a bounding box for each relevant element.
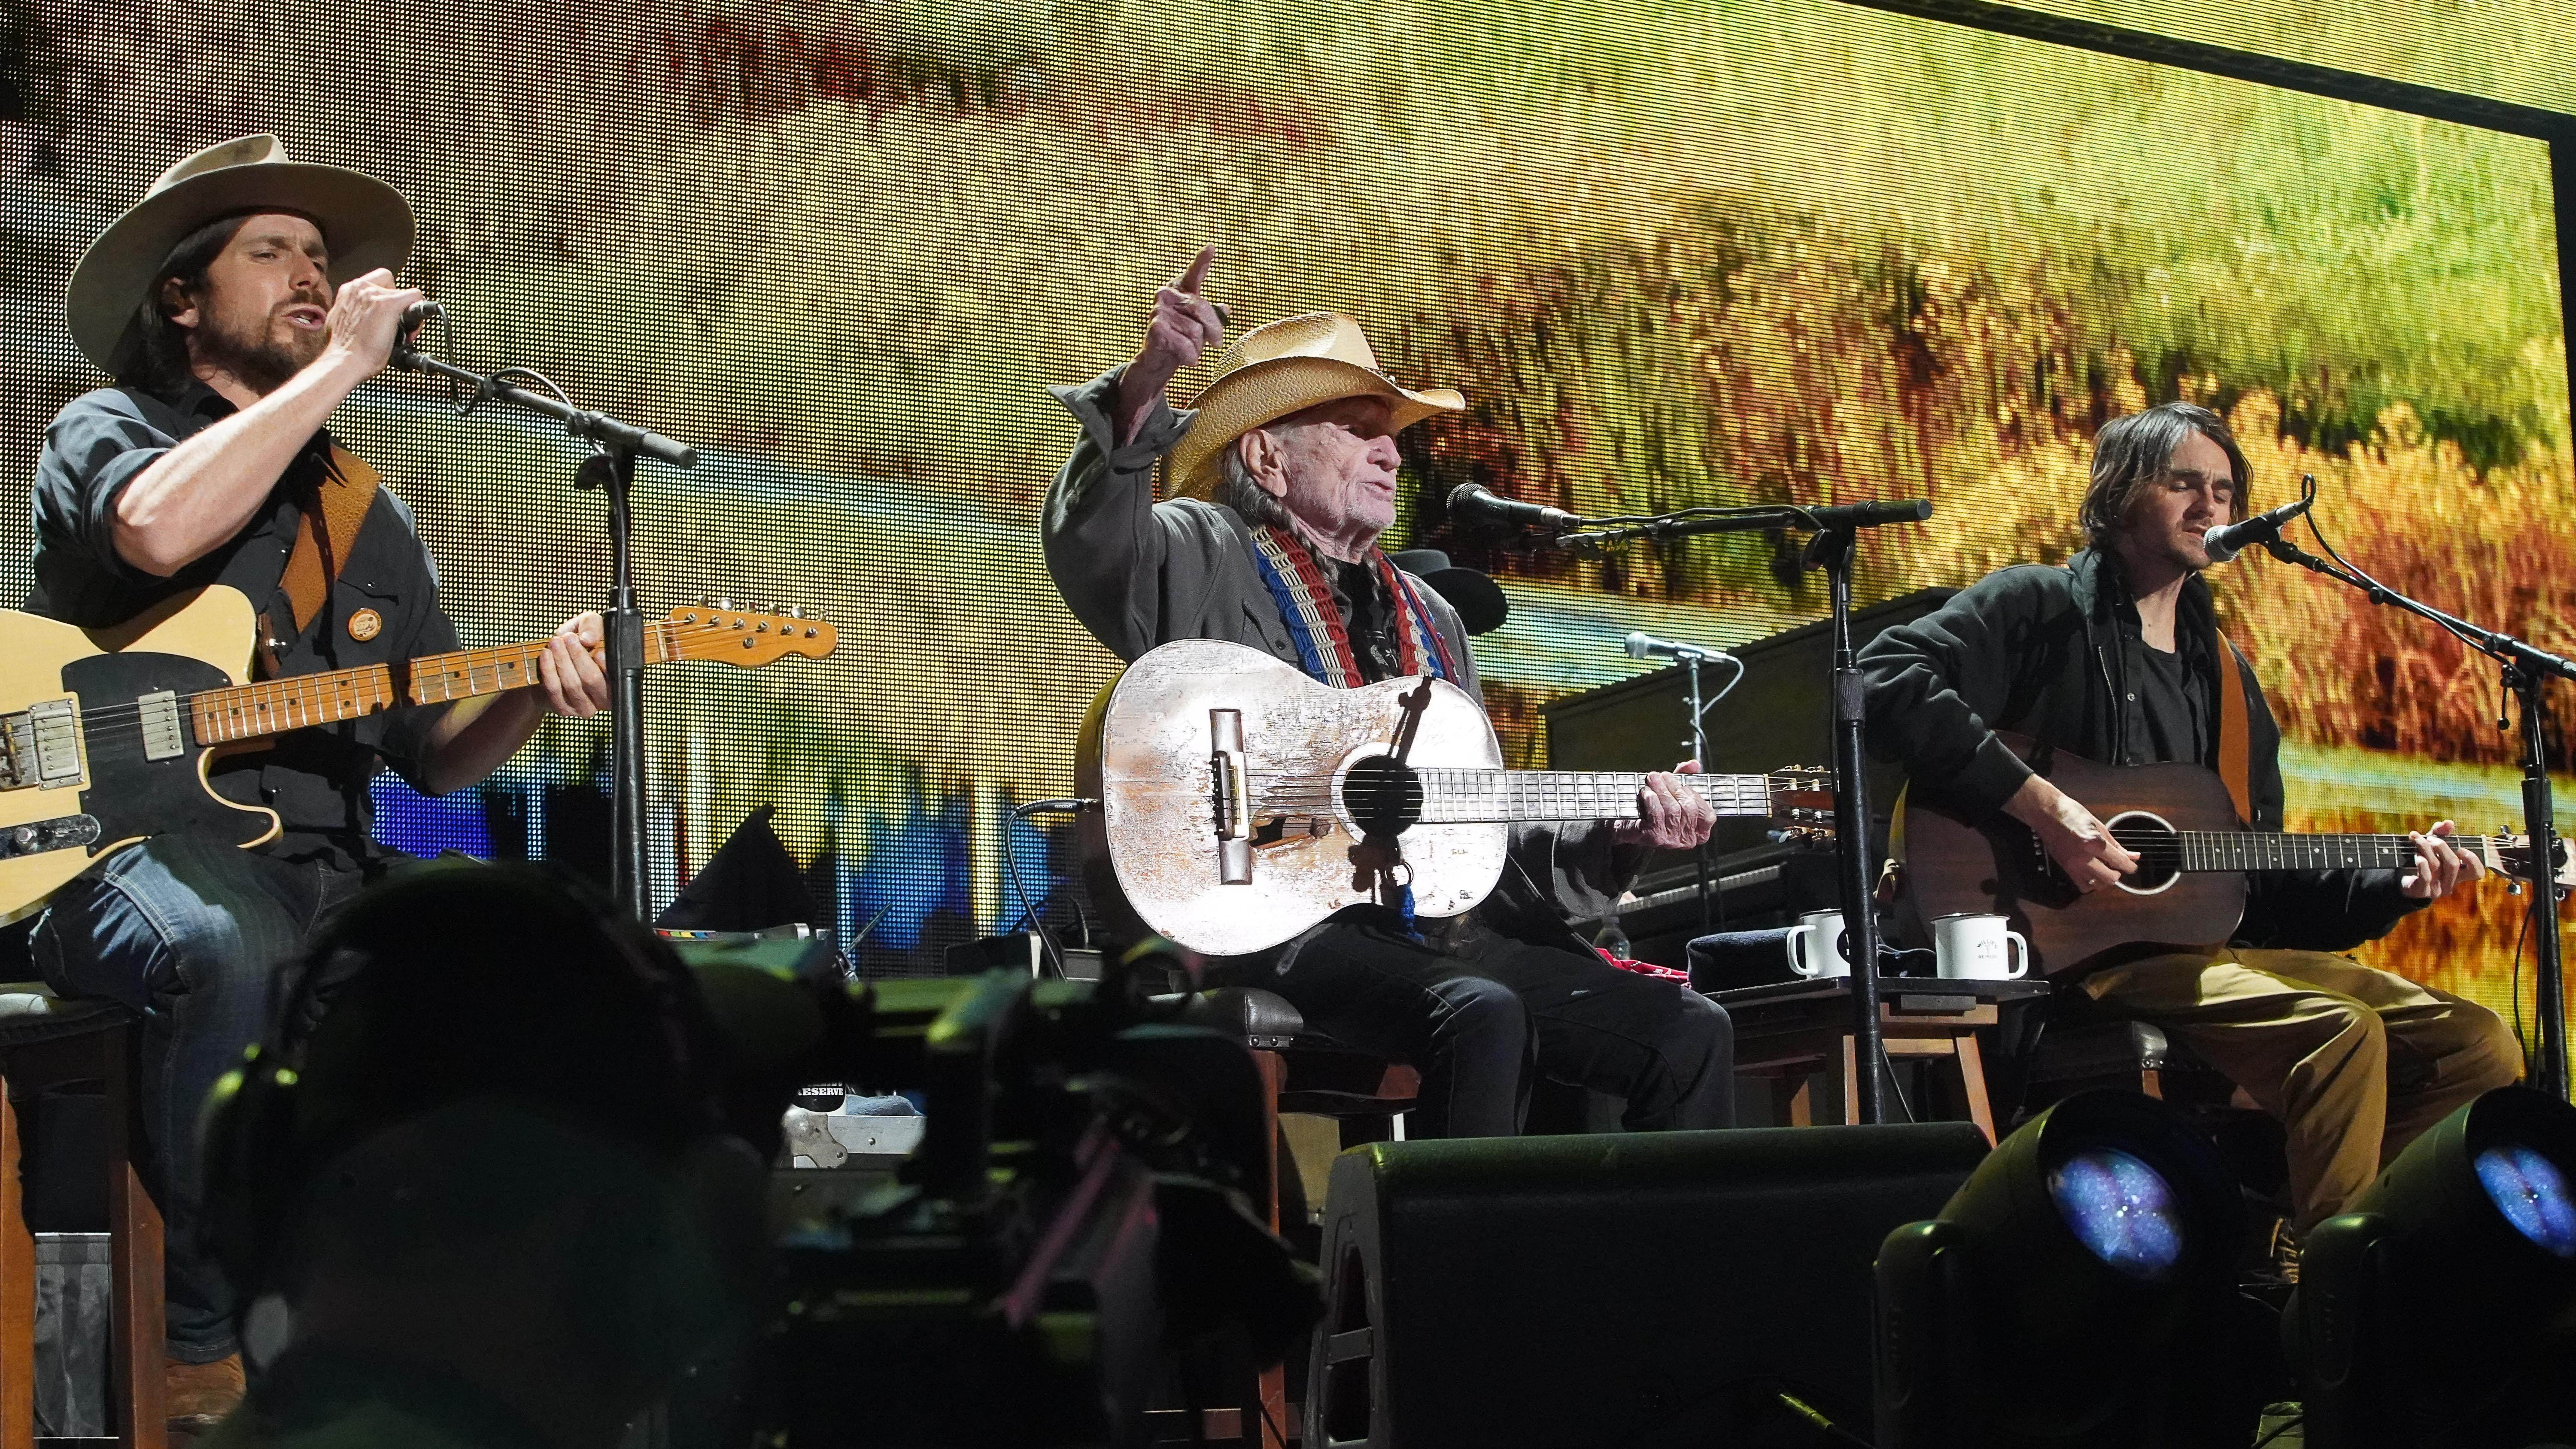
[67,134,414,377]
[1166,311,1465,499]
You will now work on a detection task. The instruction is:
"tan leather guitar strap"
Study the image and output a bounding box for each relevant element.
[277,444,380,633]
[2213,624,2254,825]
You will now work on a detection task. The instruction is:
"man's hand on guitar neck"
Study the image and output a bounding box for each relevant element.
[2005,770,2139,893]
[413,611,612,794]
[2402,820,2484,900]
[1610,761,1718,852]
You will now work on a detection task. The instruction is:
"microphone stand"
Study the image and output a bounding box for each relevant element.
[1684,650,1712,931]
[2265,538,2575,1097]
[391,346,700,921]
[1559,497,1932,1124]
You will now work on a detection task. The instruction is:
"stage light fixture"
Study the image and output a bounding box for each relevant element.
[2293,1085,2576,1449]
[2047,1145,2188,1282]
[1874,1089,2252,1449]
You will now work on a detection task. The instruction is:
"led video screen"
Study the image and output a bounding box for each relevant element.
[0,0,2563,1048]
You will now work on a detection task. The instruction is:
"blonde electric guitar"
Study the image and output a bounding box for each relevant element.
[0,586,835,921]
[1077,638,1834,956]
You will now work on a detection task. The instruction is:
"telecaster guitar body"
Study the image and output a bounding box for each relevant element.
[0,587,273,922]
[0,585,836,923]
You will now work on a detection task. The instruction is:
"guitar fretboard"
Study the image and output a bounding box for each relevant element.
[2157,832,2436,873]
[190,624,687,745]
[1413,770,1781,824]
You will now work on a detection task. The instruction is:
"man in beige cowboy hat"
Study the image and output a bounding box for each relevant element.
[1045,247,1736,1139]
[28,135,613,1433]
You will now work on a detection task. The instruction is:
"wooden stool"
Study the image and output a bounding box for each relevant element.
[1712,977,2051,1145]
[0,984,165,1449]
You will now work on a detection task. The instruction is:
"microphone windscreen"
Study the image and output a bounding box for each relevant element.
[1625,631,1656,660]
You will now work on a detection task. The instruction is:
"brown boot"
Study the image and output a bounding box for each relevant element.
[166,1353,246,1439]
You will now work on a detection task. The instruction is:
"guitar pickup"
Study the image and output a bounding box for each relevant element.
[137,691,185,762]
[1210,709,1253,884]
[0,699,84,790]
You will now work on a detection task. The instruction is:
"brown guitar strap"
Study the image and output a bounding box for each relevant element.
[277,444,380,632]
[2213,623,2254,826]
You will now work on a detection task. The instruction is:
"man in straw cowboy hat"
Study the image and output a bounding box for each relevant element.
[1046,248,1735,1138]
[28,135,614,1431]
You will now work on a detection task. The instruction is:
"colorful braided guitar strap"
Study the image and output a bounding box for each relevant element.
[1247,524,1456,688]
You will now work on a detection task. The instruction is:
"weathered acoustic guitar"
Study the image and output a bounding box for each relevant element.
[1078,638,1833,956]
[1895,732,2567,975]
[0,586,835,921]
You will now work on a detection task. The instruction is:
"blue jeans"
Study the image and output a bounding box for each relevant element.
[30,833,405,1362]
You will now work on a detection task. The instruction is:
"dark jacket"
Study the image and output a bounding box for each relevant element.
[1856,547,2421,952]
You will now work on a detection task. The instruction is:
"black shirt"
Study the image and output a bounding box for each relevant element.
[2130,641,2210,767]
[1324,556,1403,683]
[30,381,464,866]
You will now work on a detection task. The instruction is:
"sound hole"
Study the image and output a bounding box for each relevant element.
[1341,756,1424,838]
[2105,811,2181,893]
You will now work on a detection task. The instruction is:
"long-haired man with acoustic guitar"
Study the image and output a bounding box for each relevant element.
[1045,248,1738,1142]
[1859,401,2521,1244]
[25,137,612,1431]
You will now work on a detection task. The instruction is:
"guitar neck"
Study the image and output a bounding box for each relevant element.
[1413,770,1780,824]
[190,623,685,746]
[2169,831,2433,873]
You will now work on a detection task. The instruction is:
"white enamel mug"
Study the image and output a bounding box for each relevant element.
[1931,912,2030,980]
[1783,910,1852,979]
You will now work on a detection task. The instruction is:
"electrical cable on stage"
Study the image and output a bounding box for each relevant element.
[1005,797,1100,980]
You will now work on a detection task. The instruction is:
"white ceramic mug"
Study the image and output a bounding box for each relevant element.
[1931,912,2029,980]
[1783,910,1852,979]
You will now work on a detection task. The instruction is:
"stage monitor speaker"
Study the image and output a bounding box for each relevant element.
[1306,1123,1990,1449]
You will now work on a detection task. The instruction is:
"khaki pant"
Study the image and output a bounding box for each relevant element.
[2081,949,2524,1231]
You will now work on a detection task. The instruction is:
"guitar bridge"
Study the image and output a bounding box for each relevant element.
[1210,709,1252,884]
[0,700,83,790]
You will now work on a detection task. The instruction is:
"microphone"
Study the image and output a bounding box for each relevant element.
[389,300,444,369]
[1625,630,1731,663]
[1806,498,1932,530]
[2202,494,2315,564]
[1448,483,1582,533]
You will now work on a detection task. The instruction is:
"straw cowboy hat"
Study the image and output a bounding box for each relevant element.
[1166,311,1464,499]
[67,134,413,377]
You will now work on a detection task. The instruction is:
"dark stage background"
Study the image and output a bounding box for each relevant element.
[0,0,2564,1049]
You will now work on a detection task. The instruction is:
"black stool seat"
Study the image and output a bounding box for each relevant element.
[1170,986,1304,1049]
[2023,983,2230,1109]
[0,984,132,1048]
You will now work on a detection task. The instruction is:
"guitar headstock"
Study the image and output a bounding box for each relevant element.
[1766,766,1835,816]
[1766,766,1836,847]
[2482,831,2575,893]
[661,604,839,668]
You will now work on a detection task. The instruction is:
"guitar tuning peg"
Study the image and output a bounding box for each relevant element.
[785,605,804,619]
[714,596,732,611]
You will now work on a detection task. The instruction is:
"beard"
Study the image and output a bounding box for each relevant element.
[2150,528,2211,574]
[194,300,327,395]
